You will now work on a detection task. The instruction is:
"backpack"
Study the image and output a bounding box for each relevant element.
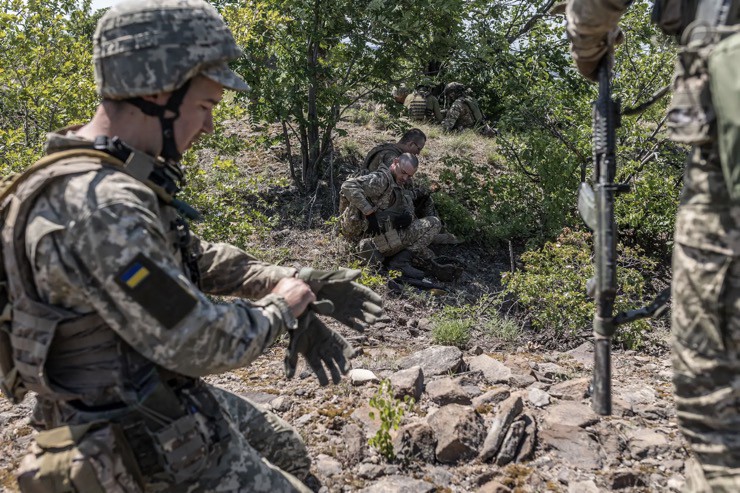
[0,149,123,403]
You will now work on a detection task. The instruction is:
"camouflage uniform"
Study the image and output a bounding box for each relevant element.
[22,129,311,492]
[339,165,440,259]
[441,97,480,132]
[567,1,740,490]
[403,91,443,123]
[362,143,403,172]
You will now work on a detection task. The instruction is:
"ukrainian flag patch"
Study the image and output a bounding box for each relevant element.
[120,262,150,288]
[115,253,198,330]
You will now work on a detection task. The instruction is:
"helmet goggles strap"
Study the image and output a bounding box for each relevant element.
[124,79,192,162]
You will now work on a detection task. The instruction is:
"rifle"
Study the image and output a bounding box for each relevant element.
[578,55,669,415]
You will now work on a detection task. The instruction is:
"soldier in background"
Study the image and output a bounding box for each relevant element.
[404,79,443,123]
[340,153,461,280]
[5,1,382,492]
[441,82,497,137]
[392,85,411,104]
[566,0,740,490]
[362,127,426,172]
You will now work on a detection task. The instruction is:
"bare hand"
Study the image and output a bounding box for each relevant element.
[271,277,316,317]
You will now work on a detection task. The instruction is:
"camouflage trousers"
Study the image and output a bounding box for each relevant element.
[672,244,740,492]
[398,216,441,259]
[167,386,311,493]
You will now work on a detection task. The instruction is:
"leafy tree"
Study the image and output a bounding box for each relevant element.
[220,0,465,190]
[0,0,99,173]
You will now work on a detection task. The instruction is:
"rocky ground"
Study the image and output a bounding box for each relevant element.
[0,114,688,492]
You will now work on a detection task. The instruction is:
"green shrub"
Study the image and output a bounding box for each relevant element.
[431,308,473,348]
[501,228,655,348]
[368,380,414,461]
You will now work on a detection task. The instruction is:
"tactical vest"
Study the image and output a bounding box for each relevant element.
[461,97,484,124]
[406,93,429,121]
[0,149,229,485]
[361,143,402,172]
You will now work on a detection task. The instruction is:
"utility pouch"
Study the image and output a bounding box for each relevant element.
[16,422,144,493]
[666,43,716,145]
[373,228,403,256]
[709,31,740,200]
[150,414,209,484]
[651,0,699,37]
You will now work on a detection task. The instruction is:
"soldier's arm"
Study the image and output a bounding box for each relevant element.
[566,0,631,79]
[340,172,390,215]
[193,238,296,299]
[52,183,299,377]
[441,101,462,131]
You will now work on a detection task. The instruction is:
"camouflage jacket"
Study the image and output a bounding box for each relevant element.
[441,97,479,132]
[340,164,412,217]
[26,130,298,378]
[362,143,403,172]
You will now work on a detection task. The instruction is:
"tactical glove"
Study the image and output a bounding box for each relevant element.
[284,311,354,386]
[366,213,382,235]
[297,267,384,331]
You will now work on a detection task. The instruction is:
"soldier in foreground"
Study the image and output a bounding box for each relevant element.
[3,1,382,492]
[340,153,461,280]
[441,82,497,137]
[566,0,740,490]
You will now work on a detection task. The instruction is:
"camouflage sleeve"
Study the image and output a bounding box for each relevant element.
[566,0,630,65]
[29,172,296,378]
[441,100,464,132]
[193,238,296,299]
[340,171,391,215]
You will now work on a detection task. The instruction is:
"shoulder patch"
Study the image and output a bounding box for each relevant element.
[115,253,198,330]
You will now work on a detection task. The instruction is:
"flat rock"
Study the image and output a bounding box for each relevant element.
[542,401,598,429]
[549,377,590,401]
[427,404,486,463]
[351,404,381,438]
[468,354,512,384]
[342,423,365,466]
[398,346,464,376]
[528,387,551,407]
[392,420,437,463]
[349,368,380,386]
[567,480,600,493]
[472,387,511,409]
[565,342,594,369]
[478,480,513,493]
[359,475,436,493]
[426,378,472,405]
[510,373,537,388]
[628,428,671,458]
[540,424,603,470]
[389,366,424,401]
[315,454,343,477]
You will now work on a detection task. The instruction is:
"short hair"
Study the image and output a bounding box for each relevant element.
[399,128,426,145]
[398,153,419,170]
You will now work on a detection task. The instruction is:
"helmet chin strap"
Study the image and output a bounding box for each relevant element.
[123,79,192,162]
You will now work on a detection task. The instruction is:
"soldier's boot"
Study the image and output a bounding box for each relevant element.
[357,238,383,267]
[385,250,425,279]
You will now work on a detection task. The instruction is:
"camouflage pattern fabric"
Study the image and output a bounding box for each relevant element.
[441,98,478,132]
[94,0,248,99]
[362,143,402,172]
[404,92,442,123]
[567,1,740,489]
[340,166,440,257]
[21,130,309,490]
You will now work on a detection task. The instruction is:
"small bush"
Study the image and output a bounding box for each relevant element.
[502,228,655,348]
[432,313,473,348]
[368,380,414,460]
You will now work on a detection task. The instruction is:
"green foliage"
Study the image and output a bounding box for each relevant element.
[0,0,98,173]
[502,228,656,348]
[345,260,399,291]
[432,306,473,348]
[181,157,287,250]
[368,380,414,461]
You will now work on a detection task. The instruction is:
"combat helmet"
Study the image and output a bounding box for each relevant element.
[93,0,248,161]
[443,82,466,98]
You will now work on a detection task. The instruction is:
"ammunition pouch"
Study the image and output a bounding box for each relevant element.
[372,228,404,256]
[16,422,144,493]
[375,208,413,231]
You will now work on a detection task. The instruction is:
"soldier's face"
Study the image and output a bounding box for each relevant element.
[392,161,416,186]
[174,75,224,153]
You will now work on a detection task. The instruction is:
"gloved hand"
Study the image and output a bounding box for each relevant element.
[366,213,382,235]
[297,267,384,331]
[392,210,413,229]
[284,311,354,386]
